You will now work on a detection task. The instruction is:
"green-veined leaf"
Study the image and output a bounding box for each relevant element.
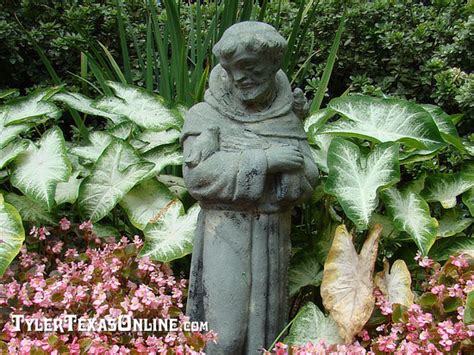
[0,140,29,169]
[156,175,188,199]
[285,302,343,346]
[437,209,473,238]
[422,104,463,151]
[92,81,183,130]
[11,127,71,211]
[70,131,114,163]
[135,129,181,153]
[465,291,474,325]
[288,250,323,297]
[142,143,183,178]
[0,194,25,276]
[78,140,154,222]
[0,113,31,148]
[321,96,444,150]
[422,173,474,209]
[55,172,83,205]
[107,121,136,140]
[382,188,437,255]
[325,139,400,230]
[429,237,474,261]
[140,201,200,262]
[1,90,61,125]
[119,178,175,230]
[463,188,474,216]
[4,192,57,225]
[52,92,123,123]
[309,135,333,173]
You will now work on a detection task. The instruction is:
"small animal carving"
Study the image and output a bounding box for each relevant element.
[184,126,220,168]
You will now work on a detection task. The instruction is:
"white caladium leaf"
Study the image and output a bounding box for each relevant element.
[369,213,402,240]
[52,92,123,123]
[142,143,183,178]
[382,188,437,255]
[304,109,334,133]
[310,135,333,173]
[0,88,19,100]
[1,90,61,125]
[107,121,136,140]
[78,140,154,222]
[11,127,71,211]
[55,172,83,205]
[325,138,400,230]
[463,188,474,216]
[0,194,25,276]
[0,113,32,148]
[140,201,200,262]
[422,104,463,151]
[288,250,323,297]
[4,192,57,225]
[437,209,473,238]
[135,129,181,153]
[321,224,382,343]
[119,179,175,230]
[92,81,183,130]
[285,302,343,346]
[422,173,474,209]
[321,96,444,150]
[430,237,474,261]
[70,131,114,163]
[374,259,414,307]
[0,139,29,169]
[157,175,188,199]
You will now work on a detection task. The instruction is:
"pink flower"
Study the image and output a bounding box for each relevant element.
[59,217,71,231]
[415,251,434,268]
[79,220,93,231]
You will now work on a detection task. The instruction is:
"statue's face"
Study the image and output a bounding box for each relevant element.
[220,46,277,103]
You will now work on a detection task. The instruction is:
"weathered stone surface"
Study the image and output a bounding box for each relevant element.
[182,21,318,354]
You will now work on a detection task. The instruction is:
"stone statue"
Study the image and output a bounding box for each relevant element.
[182,21,318,354]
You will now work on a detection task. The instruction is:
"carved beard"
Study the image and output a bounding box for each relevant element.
[231,79,274,104]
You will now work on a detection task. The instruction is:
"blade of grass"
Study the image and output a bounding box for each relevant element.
[87,55,114,96]
[195,64,209,103]
[67,71,103,95]
[98,42,128,84]
[258,0,268,22]
[80,52,88,92]
[282,0,305,72]
[309,14,345,113]
[145,15,154,92]
[115,0,132,83]
[220,0,239,36]
[148,0,172,100]
[239,0,253,21]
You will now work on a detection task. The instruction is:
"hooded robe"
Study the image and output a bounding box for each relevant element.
[182,64,318,354]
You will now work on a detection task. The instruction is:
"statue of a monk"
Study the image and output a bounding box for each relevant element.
[182,21,318,354]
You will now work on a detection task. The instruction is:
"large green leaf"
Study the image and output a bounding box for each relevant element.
[422,104,463,151]
[52,92,122,123]
[70,131,114,163]
[142,143,183,178]
[321,96,444,150]
[1,90,61,125]
[429,236,474,261]
[309,135,333,173]
[422,173,474,209]
[465,291,474,325]
[288,250,323,297]
[285,302,343,346]
[78,140,154,222]
[119,178,175,230]
[0,194,25,276]
[4,192,57,225]
[140,201,200,262]
[11,127,71,211]
[0,139,29,169]
[325,139,400,230]
[437,209,473,238]
[92,81,183,130]
[0,112,31,148]
[382,188,438,255]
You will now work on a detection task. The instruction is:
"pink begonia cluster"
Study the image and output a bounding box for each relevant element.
[0,219,216,354]
[266,252,474,354]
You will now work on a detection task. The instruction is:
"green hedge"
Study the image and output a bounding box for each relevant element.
[1,1,472,127]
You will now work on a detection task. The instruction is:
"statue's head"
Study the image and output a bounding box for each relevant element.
[213,21,287,104]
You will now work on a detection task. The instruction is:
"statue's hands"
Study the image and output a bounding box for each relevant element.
[265,145,304,173]
[292,88,309,119]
